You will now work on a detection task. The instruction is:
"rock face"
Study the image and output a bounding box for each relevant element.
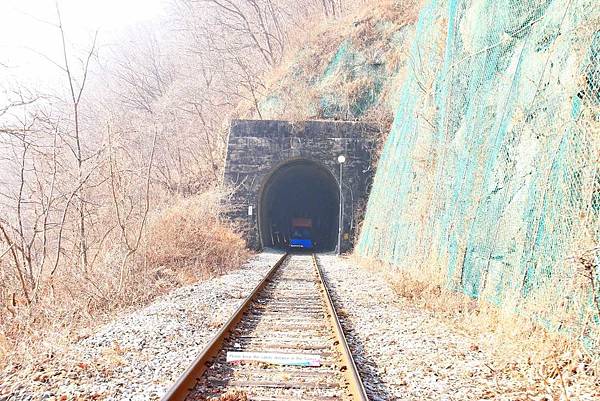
[224,119,377,252]
[356,0,600,341]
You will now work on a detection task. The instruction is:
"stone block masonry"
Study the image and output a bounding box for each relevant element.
[224,119,377,252]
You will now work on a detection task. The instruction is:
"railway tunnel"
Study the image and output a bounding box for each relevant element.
[224,119,376,252]
[259,160,339,251]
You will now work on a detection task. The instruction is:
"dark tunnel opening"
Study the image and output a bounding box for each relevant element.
[259,160,340,251]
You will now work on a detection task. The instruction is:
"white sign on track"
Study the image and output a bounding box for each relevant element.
[226,351,321,367]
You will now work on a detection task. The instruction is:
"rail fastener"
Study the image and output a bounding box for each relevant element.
[313,254,369,401]
[161,253,288,401]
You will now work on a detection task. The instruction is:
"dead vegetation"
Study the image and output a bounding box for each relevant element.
[145,191,250,284]
[0,188,250,369]
[246,0,421,126]
[0,0,400,372]
[354,255,600,399]
[206,390,249,401]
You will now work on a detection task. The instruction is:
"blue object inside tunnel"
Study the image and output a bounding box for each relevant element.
[259,160,340,251]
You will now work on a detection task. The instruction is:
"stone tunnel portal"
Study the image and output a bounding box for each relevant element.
[259,160,340,251]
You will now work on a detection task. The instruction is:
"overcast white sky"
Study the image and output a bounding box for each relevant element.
[0,0,168,95]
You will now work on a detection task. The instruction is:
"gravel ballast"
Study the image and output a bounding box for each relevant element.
[0,251,283,401]
[316,254,550,401]
[3,253,595,400]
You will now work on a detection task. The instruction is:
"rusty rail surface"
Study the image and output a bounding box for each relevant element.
[161,252,368,401]
[160,253,288,401]
[312,254,368,400]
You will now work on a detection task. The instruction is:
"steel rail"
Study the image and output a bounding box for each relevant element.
[161,252,289,401]
[312,254,369,401]
[161,252,368,401]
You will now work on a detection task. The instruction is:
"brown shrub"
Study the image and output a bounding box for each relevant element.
[0,188,250,369]
[145,190,250,281]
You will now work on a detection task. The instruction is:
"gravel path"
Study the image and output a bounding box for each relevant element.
[317,254,540,401]
[0,251,284,401]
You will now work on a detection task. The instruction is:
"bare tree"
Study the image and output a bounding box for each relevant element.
[0,0,368,362]
[107,122,157,291]
[56,5,98,272]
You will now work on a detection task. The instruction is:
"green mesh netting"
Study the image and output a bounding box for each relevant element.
[259,25,404,119]
[357,0,600,343]
[319,39,386,118]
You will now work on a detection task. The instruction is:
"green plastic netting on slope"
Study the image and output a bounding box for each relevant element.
[319,39,386,118]
[257,20,412,120]
[357,0,600,345]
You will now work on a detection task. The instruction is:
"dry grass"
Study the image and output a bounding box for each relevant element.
[240,0,421,125]
[145,191,249,281]
[353,255,600,398]
[206,391,248,401]
[0,188,250,370]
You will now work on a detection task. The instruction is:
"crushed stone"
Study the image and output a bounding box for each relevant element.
[0,251,283,401]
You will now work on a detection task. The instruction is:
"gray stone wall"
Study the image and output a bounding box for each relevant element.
[223,119,377,252]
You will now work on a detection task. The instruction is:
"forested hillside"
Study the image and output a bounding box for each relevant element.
[0,0,379,365]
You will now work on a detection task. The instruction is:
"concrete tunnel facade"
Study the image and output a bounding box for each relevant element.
[223,119,377,252]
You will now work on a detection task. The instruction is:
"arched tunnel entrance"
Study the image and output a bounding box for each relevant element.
[259,160,340,251]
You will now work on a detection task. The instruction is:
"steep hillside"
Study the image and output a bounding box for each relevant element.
[248,0,599,350]
[357,0,599,349]
[243,1,419,128]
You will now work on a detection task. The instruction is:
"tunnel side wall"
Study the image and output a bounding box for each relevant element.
[224,119,377,252]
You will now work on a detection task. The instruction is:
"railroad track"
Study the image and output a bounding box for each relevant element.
[162,253,368,401]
